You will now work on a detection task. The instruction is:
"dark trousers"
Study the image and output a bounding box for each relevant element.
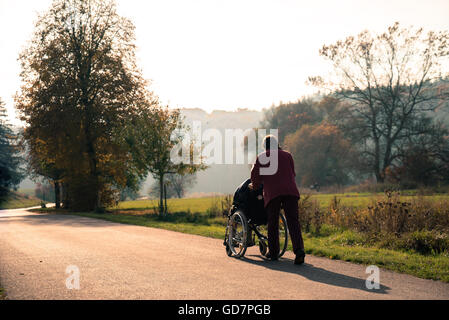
[266,195,304,256]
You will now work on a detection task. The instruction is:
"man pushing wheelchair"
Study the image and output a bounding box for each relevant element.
[224,135,305,264]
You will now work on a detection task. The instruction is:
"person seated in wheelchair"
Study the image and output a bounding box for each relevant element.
[231,178,267,246]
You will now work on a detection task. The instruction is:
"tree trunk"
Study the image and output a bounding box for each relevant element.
[62,183,70,209]
[373,133,384,183]
[381,138,393,183]
[375,171,385,183]
[164,184,167,214]
[87,146,100,211]
[83,95,100,211]
[159,174,164,214]
[54,181,61,209]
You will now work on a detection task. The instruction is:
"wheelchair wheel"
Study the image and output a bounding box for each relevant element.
[226,210,248,258]
[257,212,289,258]
[225,243,233,257]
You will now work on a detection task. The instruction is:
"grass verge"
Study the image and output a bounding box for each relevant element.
[0,191,43,210]
[0,286,6,300]
[31,208,449,283]
[305,231,449,282]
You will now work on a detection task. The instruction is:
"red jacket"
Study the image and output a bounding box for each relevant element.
[251,148,300,207]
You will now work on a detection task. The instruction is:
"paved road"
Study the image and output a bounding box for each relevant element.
[0,208,448,300]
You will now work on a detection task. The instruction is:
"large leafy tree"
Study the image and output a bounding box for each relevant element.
[261,98,325,143]
[16,0,156,210]
[0,99,23,203]
[310,23,449,182]
[284,122,355,187]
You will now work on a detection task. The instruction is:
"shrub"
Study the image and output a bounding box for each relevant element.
[401,231,449,255]
[376,231,449,255]
[360,191,410,235]
[298,194,316,233]
[205,195,233,217]
[220,195,233,216]
[212,188,449,256]
[329,229,368,247]
[296,190,449,254]
[206,199,220,217]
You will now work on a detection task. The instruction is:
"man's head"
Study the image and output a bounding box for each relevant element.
[259,134,279,175]
[263,134,279,150]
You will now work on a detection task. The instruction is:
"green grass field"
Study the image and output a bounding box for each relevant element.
[116,196,220,213]
[114,192,449,213]
[309,192,449,208]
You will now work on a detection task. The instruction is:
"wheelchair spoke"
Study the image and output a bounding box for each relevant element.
[226,211,248,258]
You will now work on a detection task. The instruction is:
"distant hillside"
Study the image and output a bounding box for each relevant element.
[180,108,263,130]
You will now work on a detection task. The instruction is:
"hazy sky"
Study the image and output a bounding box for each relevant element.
[1,0,449,125]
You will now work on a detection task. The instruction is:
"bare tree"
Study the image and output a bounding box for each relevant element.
[166,173,197,198]
[131,107,206,214]
[310,23,449,182]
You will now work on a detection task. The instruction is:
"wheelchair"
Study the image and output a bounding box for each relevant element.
[223,205,289,259]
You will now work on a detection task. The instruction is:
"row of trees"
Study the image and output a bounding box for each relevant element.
[16,0,204,212]
[263,23,449,188]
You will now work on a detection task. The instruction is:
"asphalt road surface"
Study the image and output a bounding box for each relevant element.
[0,207,448,300]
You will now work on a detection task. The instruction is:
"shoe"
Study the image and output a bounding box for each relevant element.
[294,250,305,265]
[264,252,279,261]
